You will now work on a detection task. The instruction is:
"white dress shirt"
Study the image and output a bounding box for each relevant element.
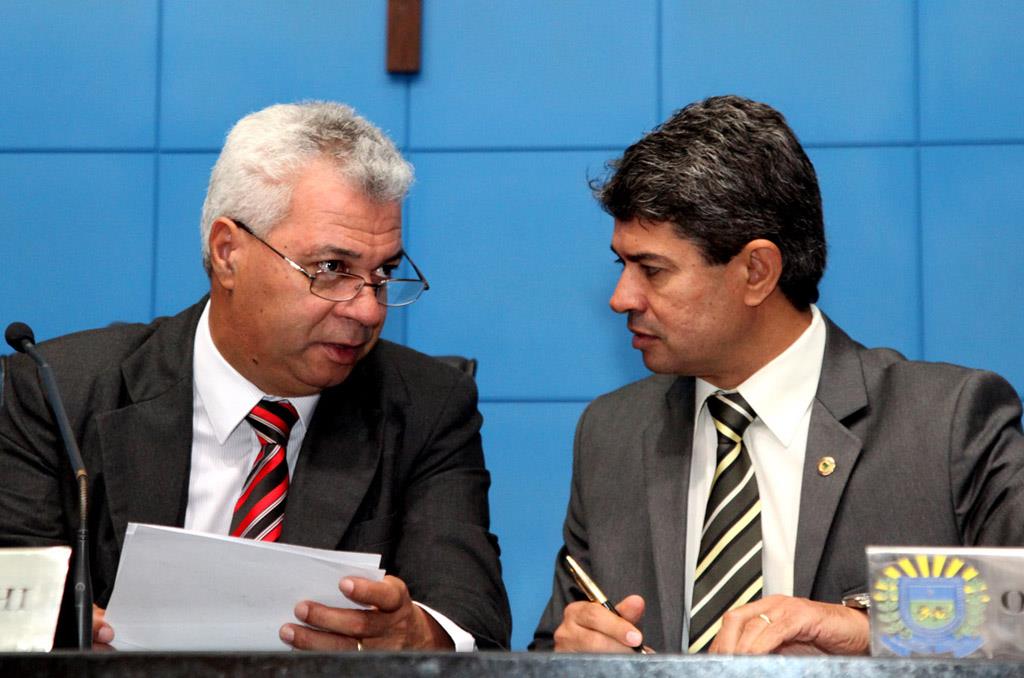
[682,304,827,645]
[185,304,319,534]
[185,302,474,650]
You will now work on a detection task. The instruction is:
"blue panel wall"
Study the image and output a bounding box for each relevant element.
[0,155,154,339]
[155,153,217,316]
[0,1,158,149]
[161,0,405,149]
[921,146,1024,389]
[662,1,916,144]
[814,148,920,358]
[1,0,1022,650]
[405,151,647,400]
[482,401,584,650]
[920,1,1024,141]
[411,0,658,148]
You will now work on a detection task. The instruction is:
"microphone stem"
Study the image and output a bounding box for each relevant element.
[75,473,93,650]
[28,346,93,650]
[36,361,88,476]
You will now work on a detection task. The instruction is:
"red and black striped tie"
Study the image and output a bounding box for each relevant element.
[230,398,299,542]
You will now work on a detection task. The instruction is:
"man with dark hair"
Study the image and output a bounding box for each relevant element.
[0,101,510,651]
[531,95,1024,655]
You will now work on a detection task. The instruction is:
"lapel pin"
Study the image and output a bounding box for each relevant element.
[817,456,836,477]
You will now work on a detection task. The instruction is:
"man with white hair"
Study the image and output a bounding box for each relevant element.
[0,101,511,650]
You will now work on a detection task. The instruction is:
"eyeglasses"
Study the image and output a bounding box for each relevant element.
[232,220,429,307]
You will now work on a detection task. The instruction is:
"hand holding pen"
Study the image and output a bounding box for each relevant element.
[563,555,652,654]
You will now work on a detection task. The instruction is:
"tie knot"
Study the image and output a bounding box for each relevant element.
[246,398,299,447]
[706,391,757,439]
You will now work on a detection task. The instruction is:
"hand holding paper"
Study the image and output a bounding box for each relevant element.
[104,523,384,650]
[281,574,453,651]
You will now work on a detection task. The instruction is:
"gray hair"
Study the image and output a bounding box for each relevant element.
[200,101,413,273]
[595,95,826,309]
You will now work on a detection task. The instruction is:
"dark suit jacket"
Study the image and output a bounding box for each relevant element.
[531,317,1024,652]
[0,300,511,649]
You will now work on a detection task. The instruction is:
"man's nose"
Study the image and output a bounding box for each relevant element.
[332,283,387,327]
[609,272,643,315]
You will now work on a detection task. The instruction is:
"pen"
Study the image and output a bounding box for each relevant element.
[564,554,650,654]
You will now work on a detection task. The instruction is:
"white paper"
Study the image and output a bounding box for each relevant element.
[0,546,71,652]
[105,523,384,650]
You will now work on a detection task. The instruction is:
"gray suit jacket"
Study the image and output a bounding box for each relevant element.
[531,317,1024,652]
[0,300,511,649]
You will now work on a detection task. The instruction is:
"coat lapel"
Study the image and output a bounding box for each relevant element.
[281,356,389,549]
[96,303,204,548]
[792,318,868,598]
[97,383,194,546]
[642,376,694,651]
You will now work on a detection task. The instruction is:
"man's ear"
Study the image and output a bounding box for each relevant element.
[209,217,242,290]
[739,239,783,307]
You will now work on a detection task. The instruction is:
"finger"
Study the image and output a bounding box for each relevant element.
[92,604,114,644]
[761,603,868,655]
[341,575,407,612]
[576,600,644,647]
[734,612,780,654]
[708,598,775,653]
[94,622,115,644]
[280,622,359,651]
[563,601,644,651]
[614,595,646,626]
[776,641,827,656]
[295,600,379,638]
[554,618,635,652]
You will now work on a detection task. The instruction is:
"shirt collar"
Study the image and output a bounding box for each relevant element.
[696,304,826,447]
[193,301,319,444]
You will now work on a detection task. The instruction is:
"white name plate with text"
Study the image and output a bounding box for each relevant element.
[0,546,71,652]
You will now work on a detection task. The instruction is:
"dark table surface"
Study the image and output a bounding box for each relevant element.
[3,651,1024,677]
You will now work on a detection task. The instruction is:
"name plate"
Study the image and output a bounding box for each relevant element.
[0,546,71,652]
[868,546,1024,659]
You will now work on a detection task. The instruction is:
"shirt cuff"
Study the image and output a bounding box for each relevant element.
[413,601,477,652]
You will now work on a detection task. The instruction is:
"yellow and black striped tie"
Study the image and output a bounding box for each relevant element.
[688,391,762,653]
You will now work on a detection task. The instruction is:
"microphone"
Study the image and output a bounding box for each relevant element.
[4,321,34,352]
[5,322,93,650]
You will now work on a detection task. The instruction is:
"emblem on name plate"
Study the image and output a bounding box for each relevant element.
[873,554,988,657]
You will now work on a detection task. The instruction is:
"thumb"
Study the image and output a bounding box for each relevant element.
[614,595,646,625]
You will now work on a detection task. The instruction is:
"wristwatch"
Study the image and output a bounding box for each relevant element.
[841,592,871,610]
